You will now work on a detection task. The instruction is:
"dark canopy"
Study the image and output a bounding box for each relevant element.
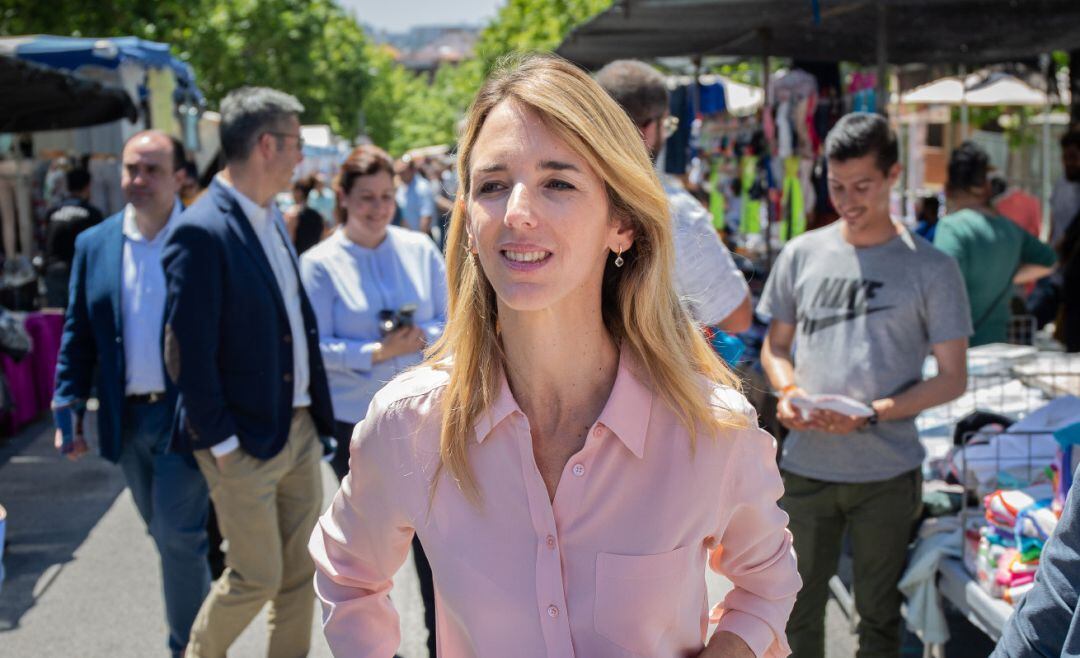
[0,55,137,132]
[558,0,1080,69]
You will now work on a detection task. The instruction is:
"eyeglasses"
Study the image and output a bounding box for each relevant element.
[265,132,305,150]
[640,115,680,140]
[660,115,680,139]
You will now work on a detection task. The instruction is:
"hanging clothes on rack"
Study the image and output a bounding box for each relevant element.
[740,155,762,236]
[699,82,726,115]
[664,84,693,175]
[849,71,878,113]
[708,164,726,232]
[0,158,35,259]
[780,157,806,240]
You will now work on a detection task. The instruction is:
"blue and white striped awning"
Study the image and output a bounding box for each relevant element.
[0,35,203,105]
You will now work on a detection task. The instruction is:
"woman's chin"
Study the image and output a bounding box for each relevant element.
[493,284,559,314]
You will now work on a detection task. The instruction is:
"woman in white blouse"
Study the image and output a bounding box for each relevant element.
[299,144,448,480]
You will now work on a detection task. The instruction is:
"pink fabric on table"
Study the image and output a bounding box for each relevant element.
[310,351,801,658]
[1,351,37,434]
[26,311,64,413]
[0,312,66,435]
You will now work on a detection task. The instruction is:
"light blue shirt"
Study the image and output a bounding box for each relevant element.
[307,187,336,226]
[395,175,435,232]
[300,226,448,423]
[121,200,180,395]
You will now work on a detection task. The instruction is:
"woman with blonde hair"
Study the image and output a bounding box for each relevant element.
[309,53,800,658]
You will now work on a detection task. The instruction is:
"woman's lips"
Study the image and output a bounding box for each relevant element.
[500,248,552,272]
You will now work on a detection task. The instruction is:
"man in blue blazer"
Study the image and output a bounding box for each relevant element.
[161,87,334,658]
[53,130,210,658]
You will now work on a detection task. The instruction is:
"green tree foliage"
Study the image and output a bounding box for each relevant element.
[380,0,612,155]
[0,0,614,151]
[1,0,373,137]
[475,0,611,67]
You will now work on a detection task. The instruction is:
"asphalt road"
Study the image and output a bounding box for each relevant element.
[0,413,992,657]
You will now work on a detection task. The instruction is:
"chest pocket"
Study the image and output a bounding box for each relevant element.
[594,545,694,656]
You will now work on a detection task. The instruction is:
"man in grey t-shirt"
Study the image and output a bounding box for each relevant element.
[759,113,971,658]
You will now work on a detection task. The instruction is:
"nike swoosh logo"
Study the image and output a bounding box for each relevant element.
[800,306,894,336]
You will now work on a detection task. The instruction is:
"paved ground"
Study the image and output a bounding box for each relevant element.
[0,414,992,657]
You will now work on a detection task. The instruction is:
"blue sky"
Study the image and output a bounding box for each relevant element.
[339,0,504,31]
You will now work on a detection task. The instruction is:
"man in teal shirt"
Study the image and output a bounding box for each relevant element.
[935,142,1056,346]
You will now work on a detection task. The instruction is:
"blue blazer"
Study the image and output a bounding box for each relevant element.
[53,212,178,463]
[161,179,334,459]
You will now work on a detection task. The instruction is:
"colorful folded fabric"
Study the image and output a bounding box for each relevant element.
[1003,582,1034,605]
[1014,504,1058,542]
[984,485,1058,542]
[980,526,1045,560]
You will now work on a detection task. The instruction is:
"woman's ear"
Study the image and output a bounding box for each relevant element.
[611,212,636,252]
[465,226,478,254]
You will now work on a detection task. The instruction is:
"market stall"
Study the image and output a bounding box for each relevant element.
[901,344,1080,656]
[899,71,1070,238]
[0,48,151,436]
[558,0,1079,256]
[0,35,205,218]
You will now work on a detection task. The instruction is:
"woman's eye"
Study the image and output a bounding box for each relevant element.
[477,181,504,194]
[547,179,575,191]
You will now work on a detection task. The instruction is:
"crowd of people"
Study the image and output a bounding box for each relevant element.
[43,50,1080,658]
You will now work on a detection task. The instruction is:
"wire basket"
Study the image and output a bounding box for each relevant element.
[942,352,1080,576]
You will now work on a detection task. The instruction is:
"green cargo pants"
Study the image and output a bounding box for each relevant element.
[781,469,923,658]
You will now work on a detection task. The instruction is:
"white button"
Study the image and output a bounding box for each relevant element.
[593,426,603,437]
[572,463,585,477]
[545,535,556,549]
[547,605,559,618]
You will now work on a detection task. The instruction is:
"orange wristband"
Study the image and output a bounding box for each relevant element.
[779,384,798,398]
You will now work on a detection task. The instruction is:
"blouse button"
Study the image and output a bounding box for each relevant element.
[545,535,556,550]
[547,605,560,618]
[572,463,585,477]
[593,426,603,437]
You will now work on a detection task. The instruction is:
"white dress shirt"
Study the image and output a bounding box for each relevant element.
[662,175,750,327]
[121,201,180,395]
[212,175,311,456]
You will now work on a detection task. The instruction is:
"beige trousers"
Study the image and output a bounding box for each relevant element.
[188,409,323,658]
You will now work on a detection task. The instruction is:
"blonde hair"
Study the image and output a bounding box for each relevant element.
[426,52,744,503]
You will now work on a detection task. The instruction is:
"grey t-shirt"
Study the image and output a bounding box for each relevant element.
[758,222,972,483]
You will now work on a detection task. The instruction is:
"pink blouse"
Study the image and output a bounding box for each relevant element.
[309,352,800,657]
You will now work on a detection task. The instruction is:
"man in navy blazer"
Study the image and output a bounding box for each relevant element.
[161,87,334,658]
[53,130,210,658]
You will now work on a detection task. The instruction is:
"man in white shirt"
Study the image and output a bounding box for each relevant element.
[394,155,435,236]
[596,60,752,333]
[162,87,335,658]
[53,131,209,658]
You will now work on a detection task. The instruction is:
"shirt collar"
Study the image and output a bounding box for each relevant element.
[122,199,182,244]
[333,225,393,254]
[474,348,654,459]
[216,173,271,229]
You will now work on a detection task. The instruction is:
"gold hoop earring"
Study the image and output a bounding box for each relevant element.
[614,247,624,268]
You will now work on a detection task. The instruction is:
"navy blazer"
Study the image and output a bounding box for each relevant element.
[53,211,178,463]
[161,179,334,459]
